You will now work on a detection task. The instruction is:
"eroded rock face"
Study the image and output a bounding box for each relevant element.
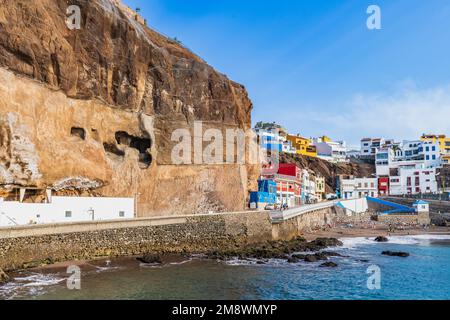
[0,0,258,215]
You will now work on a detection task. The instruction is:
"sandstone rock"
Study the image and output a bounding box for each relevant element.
[382,251,409,258]
[375,236,389,242]
[0,0,257,216]
[0,268,9,284]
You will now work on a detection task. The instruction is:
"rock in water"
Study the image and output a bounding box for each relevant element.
[0,269,9,284]
[382,251,410,258]
[320,262,338,268]
[304,255,318,263]
[374,236,389,242]
[137,254,162,264]
[313,252,329,261]
[287,257,300,263]
[321,251,343,257]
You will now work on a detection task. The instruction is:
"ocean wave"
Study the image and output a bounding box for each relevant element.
[85,262,121,273]
[225,258,289,267]
[0,273,65,300]
[341,234,450,249]
[169,258,193,266]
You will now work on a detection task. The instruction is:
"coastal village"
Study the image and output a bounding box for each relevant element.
[0,1,450,301]
[250,121,450,209]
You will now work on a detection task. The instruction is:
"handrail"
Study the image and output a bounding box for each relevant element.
[0,212,19,225]
[270,200,339,223]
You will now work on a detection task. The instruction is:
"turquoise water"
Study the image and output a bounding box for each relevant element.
[1,234,450,300]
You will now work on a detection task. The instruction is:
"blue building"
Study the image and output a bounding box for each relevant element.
[250,180,277,209]
[254,122,284,153]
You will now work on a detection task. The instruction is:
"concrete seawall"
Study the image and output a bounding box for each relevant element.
[0,207,341,271]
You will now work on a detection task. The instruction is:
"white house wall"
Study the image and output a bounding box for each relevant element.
[0,196,134,227]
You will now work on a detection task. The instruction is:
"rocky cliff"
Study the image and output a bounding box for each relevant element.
[0,0,258,215]
[280,153,376,193]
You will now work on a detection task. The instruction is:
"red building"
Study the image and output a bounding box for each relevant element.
[266,163,302,207]
[261,163,302,207]
[278,163,302,179]
[378,177,389,196]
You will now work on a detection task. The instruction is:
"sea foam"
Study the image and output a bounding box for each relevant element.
[341,234,450,249]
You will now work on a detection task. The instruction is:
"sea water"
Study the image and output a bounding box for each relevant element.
[1,234,450,300]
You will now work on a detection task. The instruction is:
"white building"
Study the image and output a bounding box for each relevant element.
[301,169,318,203]
[282,140,297,154]
[254,122,295,153]
[0,190,134,227]
[340,177,378,199]
[360,138,385,158]
[375,147,394,176]
[376,140,441,175]
[312,136,348,163]
[389,166,438,195]
[422,140,441,168]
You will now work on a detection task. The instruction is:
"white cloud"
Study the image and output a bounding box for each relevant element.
[301,83,450,146]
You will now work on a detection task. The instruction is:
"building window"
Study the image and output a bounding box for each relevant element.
[65,211,72,218]
[119,211,125,217]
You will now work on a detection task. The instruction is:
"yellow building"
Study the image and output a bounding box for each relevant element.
[318,135,332,143]
[287,134,317,157]
[421,134,450,163]
[315,176,325,201]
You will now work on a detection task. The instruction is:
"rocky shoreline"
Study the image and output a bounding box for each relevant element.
[138,237,345,268]
[3,227,447,284]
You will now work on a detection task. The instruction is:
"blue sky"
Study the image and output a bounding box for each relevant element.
[123,0,450,148]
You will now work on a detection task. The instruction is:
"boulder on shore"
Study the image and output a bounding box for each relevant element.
[375,236,389,242]
[320,261,338,268]
[382,251,409,258]
[137,254,163,264]
[0,269,9,284]
[310,238,344,248]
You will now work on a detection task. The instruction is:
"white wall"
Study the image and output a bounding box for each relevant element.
[0,196,134,227]
[341,178,378,199]
[389,167,437,195]
[338,198,369,215]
